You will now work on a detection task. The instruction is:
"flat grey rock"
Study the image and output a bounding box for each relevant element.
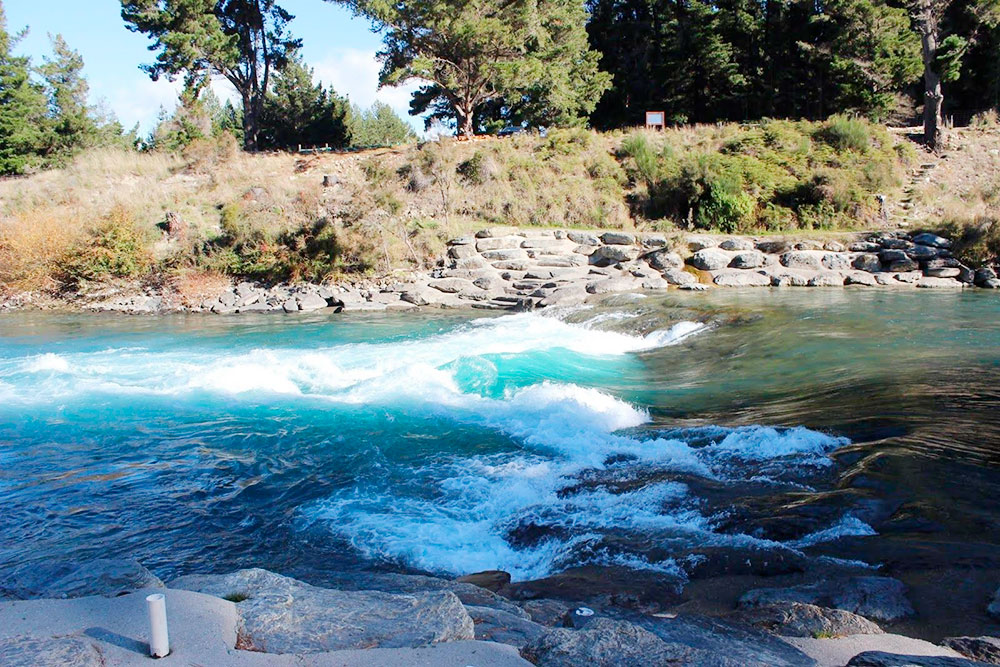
[848,651,993,666]
[691,248,733,271]
[720,238,754,251]
[730,251,765,269]
[781,251,824,271]
[714,269,770,287]
[600,231,636,245]
[520,617,697,667]
[0,635,104,666]
[730,602,883,638]
[170,568,474,653]
[297,292,329,311]
[740,576,914,622]
[466,605,545,648]
[0,558,163,600]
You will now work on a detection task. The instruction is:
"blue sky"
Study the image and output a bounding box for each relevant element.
[5,0,423,132]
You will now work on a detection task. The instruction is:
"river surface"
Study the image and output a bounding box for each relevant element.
[1,290,999,631]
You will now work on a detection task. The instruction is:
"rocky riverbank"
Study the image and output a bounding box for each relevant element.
[2,228,997,315]
[1,558,998,665]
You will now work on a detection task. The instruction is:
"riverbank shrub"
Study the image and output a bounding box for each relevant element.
[63,206,153,284]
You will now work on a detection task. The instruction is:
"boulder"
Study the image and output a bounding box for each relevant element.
[888,258,920,273]
[482,248,528,261]
[448,235,475,245]
[600,231,636,245]
[853,254,882,272]
[714,270,771,287]
[642,235,668,247]
[297,292,330,311]
[520,599,573,627]
[691,248,733,271]
[769,270,814,287]
[538,284,589,307]
[467,605,545,648]
[730,602,883,638]
[984,279,1000,289]
[781,251,824,271]
[586,276,643,294]
[908,245,940,261]
[730,251,766,269]
[845,271,879,287]
[538,256,586,268]
[917,277,965,289]
[476,227,519,238]
[646,249,684,271]
[740,577,915,622]
[635,614,818,666]
[566,231,600,246]
[0,558,163,600]
[457,571,512,593]
[591,245,638,264]
[808,272,845,287]
[879,249,909,263]
[942,637,1000,664]
[720,238,754,251]
[687,235,717,251]
[521,238,572,251]
[281,299,299,313]
[895,270,923,284]
[848,652,992,666]
[974,267,997,286]
[664,269,698,286]
[448,244,479,260]
[170,568,474,653]
[925,267,961,278]
[520,617,696,667]
[758,240,793,254]
[679,283,710,291]
[851,242,882,253]
[822,253,851,271]
[824,241,847,252]
[0,635,103,667]
[429,278,479,295]
[912,233,952,248]
[880,238,913,250]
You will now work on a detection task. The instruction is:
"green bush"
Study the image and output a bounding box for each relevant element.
[64,207,152,283]
[457,151,487,184]
[817,115,871,152]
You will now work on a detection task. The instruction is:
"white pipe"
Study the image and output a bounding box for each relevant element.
[146,593,170,658]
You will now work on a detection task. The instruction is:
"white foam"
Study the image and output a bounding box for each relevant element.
[790,515,877,548]
[23,353,70,373]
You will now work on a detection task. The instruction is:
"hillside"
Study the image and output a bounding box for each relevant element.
[1,119,996,306]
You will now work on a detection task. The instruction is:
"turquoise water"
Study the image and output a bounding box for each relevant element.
[1,291,999,588]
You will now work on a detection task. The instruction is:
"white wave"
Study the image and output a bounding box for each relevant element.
[789,515,877,548]
[706,426,849,463]
[22,353,71,373]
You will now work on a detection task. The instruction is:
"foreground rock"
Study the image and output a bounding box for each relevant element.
[0,635,104,667]
[943,637,1000,664]
[848,651,994,666]
[170,568,474,653]
[784,634,975,667]
[0,558,163,600]
[740,576,915,622]
[731,602,884,638]
[520,617,695,667]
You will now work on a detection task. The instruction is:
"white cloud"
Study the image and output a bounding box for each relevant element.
[311,48,426,133]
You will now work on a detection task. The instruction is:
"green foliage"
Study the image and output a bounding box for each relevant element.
[457,151,488,184]
[939,216,1000,267]
[350,0,610,136]
[817,115,872,152]
[619,118,904,232]
[64,207,152,283]
[347,102,415,148]
[936,35,969,83]
[0,5,52,174]
[120,0,301,151]
[259,56,349,150]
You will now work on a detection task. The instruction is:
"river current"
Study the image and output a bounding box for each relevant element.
[1,290,998,628]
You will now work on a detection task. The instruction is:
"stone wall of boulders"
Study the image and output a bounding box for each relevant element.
[34,227,998,315]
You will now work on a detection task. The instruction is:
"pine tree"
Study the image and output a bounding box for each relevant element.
[347,102,416,147]
[258,56,350,149]
[0,1,50,174]
[40,34,99,159]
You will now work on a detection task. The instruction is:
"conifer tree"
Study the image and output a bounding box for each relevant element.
[0,1,50,174]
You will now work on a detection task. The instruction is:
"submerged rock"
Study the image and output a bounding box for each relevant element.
[457,570,512,593]
[942,637,1000,664]
[730,602,883,638]
[501,566,686,615]
[713,270,771,287]
[0,558,163,600]
[520,617,696,667]
[170,568,474,653]
[740,576,915,622]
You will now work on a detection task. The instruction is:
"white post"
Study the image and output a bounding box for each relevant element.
[146,593,170,658]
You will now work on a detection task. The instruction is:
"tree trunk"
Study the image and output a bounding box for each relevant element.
[918,8,943,150]
[242,90,260,152]
[455,106,475,138]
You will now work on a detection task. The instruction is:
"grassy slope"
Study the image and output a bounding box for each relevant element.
[3,119,994,300]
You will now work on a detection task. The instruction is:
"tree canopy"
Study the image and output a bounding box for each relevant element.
[121,0,301,150]
[348,0,611,137]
